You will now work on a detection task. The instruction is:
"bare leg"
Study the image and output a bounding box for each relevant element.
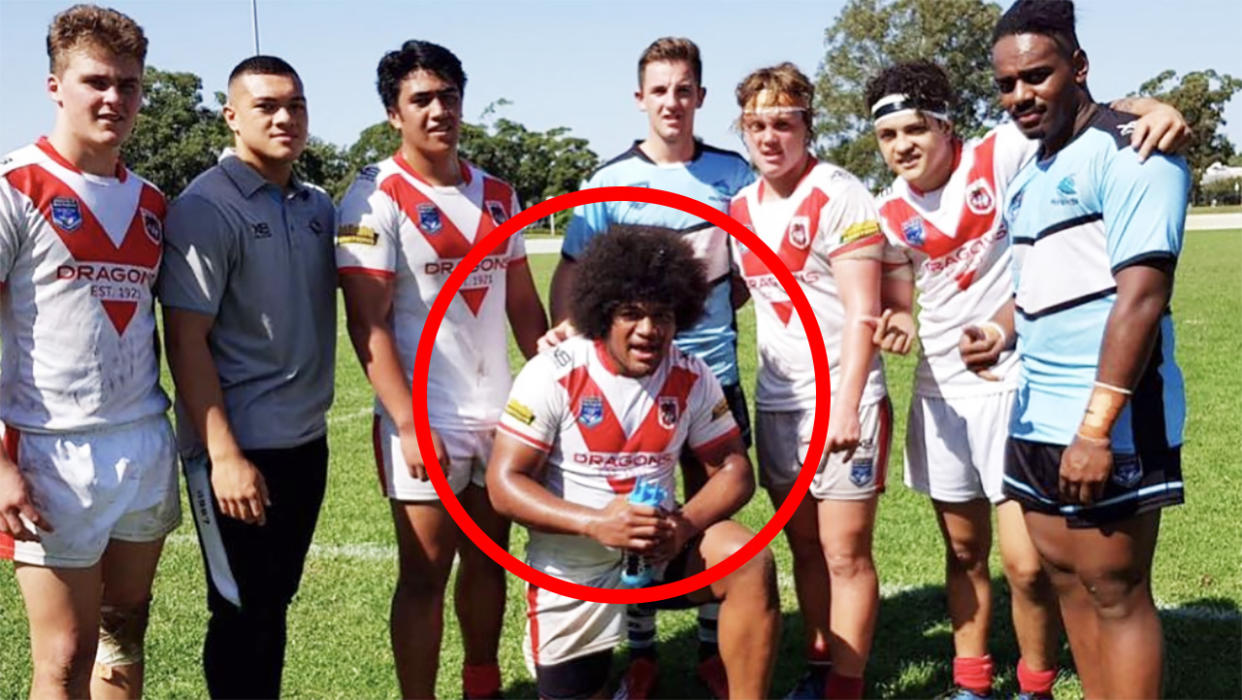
[933,499,993,660]
[995,501,1060,675]
[455,484,509,696]
[91,538,166,699]
[818,497,879,678]
[687,520,780,699]
[390,500,459,699]
[15,563,101,700]
[770,487,831,665]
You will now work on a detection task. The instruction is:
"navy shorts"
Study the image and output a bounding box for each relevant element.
[1002,437,1184,528]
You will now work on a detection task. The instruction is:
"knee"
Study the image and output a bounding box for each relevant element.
[945,536,990,575]
[1078,567,1150,618]
[725,546,778,603]
[98,599,151,667]
[32,631,95,689]
[784,527,821,562]
[823,546,874,580]
[1002,552,1049,596]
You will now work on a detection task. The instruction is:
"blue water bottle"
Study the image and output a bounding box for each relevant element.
[621,478,668,587]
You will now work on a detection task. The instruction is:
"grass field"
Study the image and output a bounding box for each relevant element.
[2,231,1239,699]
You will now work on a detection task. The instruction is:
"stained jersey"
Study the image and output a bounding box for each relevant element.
[562,142,755,386]
[498,336,739,576]
[0,138,169,431]
[336,154,527,430]
[1004,106,1189,451]
[877,122,1036,398]
[729,160,887,412]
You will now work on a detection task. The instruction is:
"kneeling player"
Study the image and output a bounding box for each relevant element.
[488,227,779,700]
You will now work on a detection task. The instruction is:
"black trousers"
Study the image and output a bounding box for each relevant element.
[185,436,328,699]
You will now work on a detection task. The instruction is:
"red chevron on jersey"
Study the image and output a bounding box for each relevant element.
[4,164,164,334]
[731,186,828,325]
[380,157,515,315]
[879,135,999,289]
[559,344,697,493]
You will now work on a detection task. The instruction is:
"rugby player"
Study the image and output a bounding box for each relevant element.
[0,6,178,698]
[490,226,779,700]
[336,40,548,699]
[865,60,1188,698]
[962,1,1190,696]
[160,56,336,696]
[729,63,891,700]
[542,37,755,698]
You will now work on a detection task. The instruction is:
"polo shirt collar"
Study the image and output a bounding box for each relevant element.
[218,148,310,199]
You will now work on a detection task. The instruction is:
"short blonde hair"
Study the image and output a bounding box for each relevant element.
[47,4,147,75]
[734,62,815,135]
[638,37,702,87]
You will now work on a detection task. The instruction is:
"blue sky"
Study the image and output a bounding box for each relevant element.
[2,0,1239,163]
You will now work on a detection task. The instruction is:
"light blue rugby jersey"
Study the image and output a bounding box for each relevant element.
[562,141,755,385]
[1004,106,1189,452]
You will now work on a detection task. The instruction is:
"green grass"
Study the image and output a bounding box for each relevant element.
[2,232,1240,698]
[1190,204,1242,215]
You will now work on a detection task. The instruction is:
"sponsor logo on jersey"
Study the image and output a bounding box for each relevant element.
[56,263,156,285]
[849,457,874,487]
[626,181,649,210]
[504,398,536,425]
[485,200,508,225]
[1052,175,1079,206]
[252,221,272,238]
[338,224,378,246]
[1111,453,1142,488]
[553,348,571,367]
[965,178,996,215]
[842,220,880,244]
[1117,120,1137,138]
[358,165,380,182]
[901,216,924,246]
[140,208,162,245]
[572,451,677,469]
[788,217,810,249]
[658,396,679,429]
[309,218,324,236]
[51,196,82,232]
[710,397,730,421]
[578,396,604,428]
[417,203,443,234]
[423,256,508,276]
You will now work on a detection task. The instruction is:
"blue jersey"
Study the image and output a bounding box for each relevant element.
[562,141,755,385]
[1005,106,1189,452]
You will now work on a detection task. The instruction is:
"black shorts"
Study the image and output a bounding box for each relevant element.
[1003,437,1184,528]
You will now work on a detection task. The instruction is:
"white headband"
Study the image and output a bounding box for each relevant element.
[870,93,949,124]
[742,105,808,116]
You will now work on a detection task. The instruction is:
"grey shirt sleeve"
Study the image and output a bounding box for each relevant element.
[157,192,235,316]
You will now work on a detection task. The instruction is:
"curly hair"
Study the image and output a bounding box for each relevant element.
[992,0,1080,57]
[863,60,955,118]
[377,40,466,112]
[734,62,814,136]
[569,225,708,340]
[47,4,147,75]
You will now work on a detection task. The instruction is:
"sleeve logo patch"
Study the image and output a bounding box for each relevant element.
[841,220,881,244]
[504,399,537,425]
[337,224,378,246]
[710,398,730,421]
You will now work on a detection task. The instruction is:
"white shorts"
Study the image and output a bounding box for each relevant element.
[523,566,623,672]
[757,397,893,501]
[0,415,180,568]
[372,414,492,501]
[904,390,1015,504]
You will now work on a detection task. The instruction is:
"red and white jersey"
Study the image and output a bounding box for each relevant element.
[730,160,887,412]
[876,122,1035,398]
[499,337,739,575]
[336,154,527,430]
[0,138,169,432]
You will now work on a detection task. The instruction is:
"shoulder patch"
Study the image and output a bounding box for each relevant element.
[337,224,377,246]
[504,398,537,425]
[842,220,881,244]
[710,397,730,421]
[358,165,380,182]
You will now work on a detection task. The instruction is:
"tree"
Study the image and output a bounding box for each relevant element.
[123,67,230,197]
[339,103,598,225]
[1134,69,1242,203]
[814,0,1002,188]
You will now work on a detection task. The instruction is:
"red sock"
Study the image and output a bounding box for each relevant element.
[1017,658,1057,697]
[824,671,863,699]
[953,655,994,695]
[462,663,501,699]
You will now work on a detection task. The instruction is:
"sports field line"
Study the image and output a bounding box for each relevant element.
[161,535,1239,622]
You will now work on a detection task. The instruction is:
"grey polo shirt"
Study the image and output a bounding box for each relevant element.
[158,151,336,457]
